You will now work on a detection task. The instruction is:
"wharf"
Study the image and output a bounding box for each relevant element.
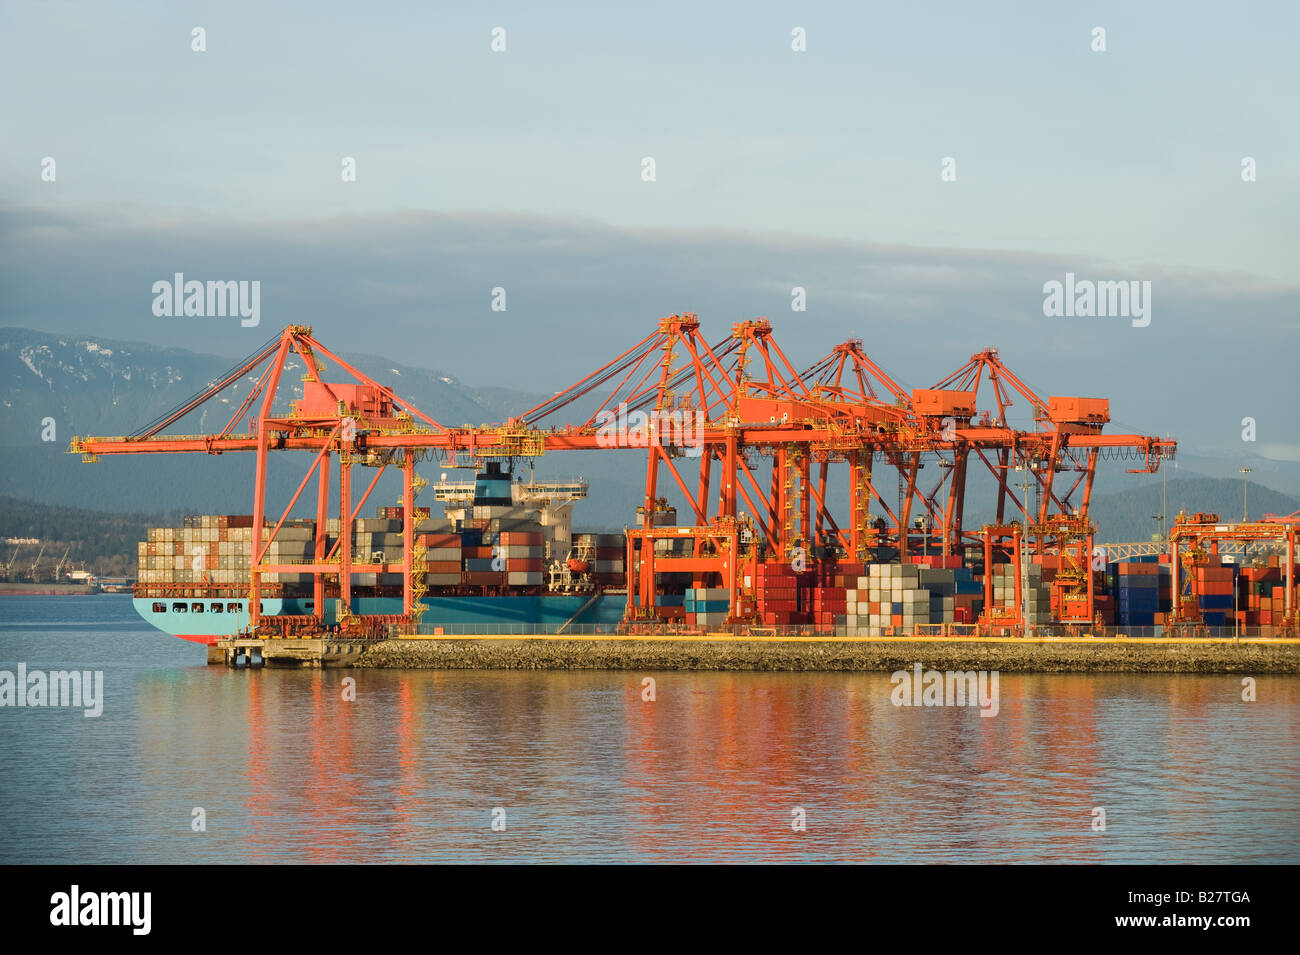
[209,637,369,668]
[210,633,1300,673]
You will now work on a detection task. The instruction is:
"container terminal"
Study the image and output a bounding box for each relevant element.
[0,542,103,594]
[66,320,1298,669]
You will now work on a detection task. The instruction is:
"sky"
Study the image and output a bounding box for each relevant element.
[1,0,1297,458]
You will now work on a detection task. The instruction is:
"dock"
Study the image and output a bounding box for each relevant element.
[209,632,1300,673]
[209,637,370,668]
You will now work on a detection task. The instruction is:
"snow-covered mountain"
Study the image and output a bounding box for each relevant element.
[0,327,554,515]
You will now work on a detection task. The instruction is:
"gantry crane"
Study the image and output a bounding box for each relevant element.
[1168,512,1297,627]
[70,318,1176,632]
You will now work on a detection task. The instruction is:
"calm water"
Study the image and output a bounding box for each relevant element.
[0,595,1297,863]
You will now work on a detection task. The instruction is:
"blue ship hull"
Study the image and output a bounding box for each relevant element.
[134,593,625,643]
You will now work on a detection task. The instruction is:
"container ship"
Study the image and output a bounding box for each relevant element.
[134,463,628,643]
[132,473,1299,643]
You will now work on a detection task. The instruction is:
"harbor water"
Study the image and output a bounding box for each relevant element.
[1,596,1297,863]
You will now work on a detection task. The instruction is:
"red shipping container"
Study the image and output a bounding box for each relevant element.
[500,531,543,545]
[1196,567,1234,582]
[1118,562,1158,576]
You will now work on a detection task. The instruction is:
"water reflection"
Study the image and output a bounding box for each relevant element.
[3,601,1295,864]
[115,668,1300,863]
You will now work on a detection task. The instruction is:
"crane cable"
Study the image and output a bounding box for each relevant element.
[128,330,283,439]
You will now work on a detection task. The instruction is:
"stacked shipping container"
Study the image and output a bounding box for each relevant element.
[137,515,313,587]
[1238,559,1291,628]
[841,563,979,635]
[684,587,729,628]
[1111,559,1166,627]
[138,503,579,597]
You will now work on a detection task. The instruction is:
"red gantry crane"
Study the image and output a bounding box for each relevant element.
[71,317,1177,634]
[1167,512,1297,628]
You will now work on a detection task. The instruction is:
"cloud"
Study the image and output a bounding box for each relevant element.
[1258,443,1300,463]
[1,202,1296,453]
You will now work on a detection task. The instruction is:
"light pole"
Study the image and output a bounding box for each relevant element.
[1015,460,1035,636]
[938,456,954,558]
[1240,467,1251,521]
[1152,514,1164,543]
[1161,451,1168,540]
[1233,562,1239,636]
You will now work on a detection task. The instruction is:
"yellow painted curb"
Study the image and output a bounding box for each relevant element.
[393,633,1300,646]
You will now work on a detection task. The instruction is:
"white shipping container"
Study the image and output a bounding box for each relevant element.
[502,545,543,559]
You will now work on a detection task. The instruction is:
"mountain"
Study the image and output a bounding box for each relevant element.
[1086,477,1298,543]
[0,325,539,441]
[1164,450,1300,501]
[0,326,555,517]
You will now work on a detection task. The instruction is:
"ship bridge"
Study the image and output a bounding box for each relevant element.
[429,478,589,506]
